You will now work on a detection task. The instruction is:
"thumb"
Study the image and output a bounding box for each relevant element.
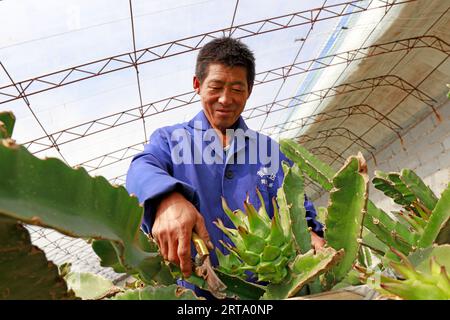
[194,215,213,250]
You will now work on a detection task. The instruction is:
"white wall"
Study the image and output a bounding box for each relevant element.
[314,99,450,214]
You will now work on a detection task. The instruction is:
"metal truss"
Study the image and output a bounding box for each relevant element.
[262,103,403,136]
[284,6,450,174]
[243,74,436,120]
[22,33,447,155]
[305,176,324,194]
[254,35,449,86]
[109,174,127,186]
[309,146,346,165]
[24,72,433,155]
[78,142,145,173]
[0,0,416,105]
[296,127,377,159]
[293,127,375,196]
[24,90,199,154]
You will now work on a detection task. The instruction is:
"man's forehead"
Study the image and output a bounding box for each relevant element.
[204,63,248,82]
[206,63,247,74]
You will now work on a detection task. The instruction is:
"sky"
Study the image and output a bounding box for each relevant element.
[0,0,392,183]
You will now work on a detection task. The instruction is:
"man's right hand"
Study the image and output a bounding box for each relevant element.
[152,192,213,278]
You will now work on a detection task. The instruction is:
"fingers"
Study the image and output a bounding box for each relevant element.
[194,214,214,250]
[153,226,193,277]
[154,233,169,261]
[178,232,192,278]
[167,237,180,265]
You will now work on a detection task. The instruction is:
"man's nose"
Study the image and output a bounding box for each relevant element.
[218,88,233,105]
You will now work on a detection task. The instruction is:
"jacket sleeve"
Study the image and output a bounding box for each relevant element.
[125,128,198,234]
[278,153,324,237]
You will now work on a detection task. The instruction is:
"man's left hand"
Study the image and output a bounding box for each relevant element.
[311,231,326,252]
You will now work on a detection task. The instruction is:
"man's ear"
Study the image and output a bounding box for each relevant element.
[193,76,200,94]
[247,86,252,99]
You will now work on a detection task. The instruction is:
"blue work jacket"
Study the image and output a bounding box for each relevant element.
[126,110,323,265]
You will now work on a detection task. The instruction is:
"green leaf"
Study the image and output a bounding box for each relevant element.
[0,140,166,285]
[418,183,450,248]
[0,214,77,300]
[400,169,438,213]
[436,220,450,245]
[373,171,417,209]
[0,111,15,139]
[215,270,266,300]
[364,202,415,254]
[280,139,334,191]
[380,281,449,300]
[262,247,344,299]
[325,153,368,285]
[316,207,327,225]
[280,139,414,254]
[215,249,245,277]
[361,227,389,255]
[408,245,450,274]
[277,162,311,253]
[244,200,270,239]
[111,284,200,300]
[92,240,128,274]
[65,272,115,300]
[331,269,363,290]
[222,197,246,228]
[255,188,272,225]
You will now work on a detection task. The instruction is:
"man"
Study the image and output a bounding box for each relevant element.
[126,37,324,289]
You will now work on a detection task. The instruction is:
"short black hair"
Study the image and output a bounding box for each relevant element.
[195,37,255,91]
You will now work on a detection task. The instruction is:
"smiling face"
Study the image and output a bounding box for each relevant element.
[193,63,251,133]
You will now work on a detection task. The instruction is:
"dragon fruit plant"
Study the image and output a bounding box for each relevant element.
[277,139,449,300]
[357,245,450,300]
[1,110,448,300]
[0,111,202,300]
[214,152,369,299]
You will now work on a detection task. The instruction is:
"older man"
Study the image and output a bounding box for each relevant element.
[126,37,324,284]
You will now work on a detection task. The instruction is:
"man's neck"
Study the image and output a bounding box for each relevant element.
[214,128,231,148]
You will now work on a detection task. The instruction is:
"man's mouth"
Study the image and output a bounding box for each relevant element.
[216,109,233,114]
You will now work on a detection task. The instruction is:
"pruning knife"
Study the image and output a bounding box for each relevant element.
[192,232,227,299]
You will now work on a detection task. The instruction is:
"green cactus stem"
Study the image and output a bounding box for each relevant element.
[325,153,368,286]
[418,183,450,248]
[0,214,77,299]
[280,139,334,191]
[277,162,311,253]
[280,139,416,254]
[380,248,450,300]
[64,272,118,300]
[262,247,344,299]
[111,284,200,300]
[400,169,438,214]
[0,111,15,139]
[0,139,168,285]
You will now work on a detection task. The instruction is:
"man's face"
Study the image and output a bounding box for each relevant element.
[193,63,251,133]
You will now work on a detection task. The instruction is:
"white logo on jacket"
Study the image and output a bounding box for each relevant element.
[257,167,276,188]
